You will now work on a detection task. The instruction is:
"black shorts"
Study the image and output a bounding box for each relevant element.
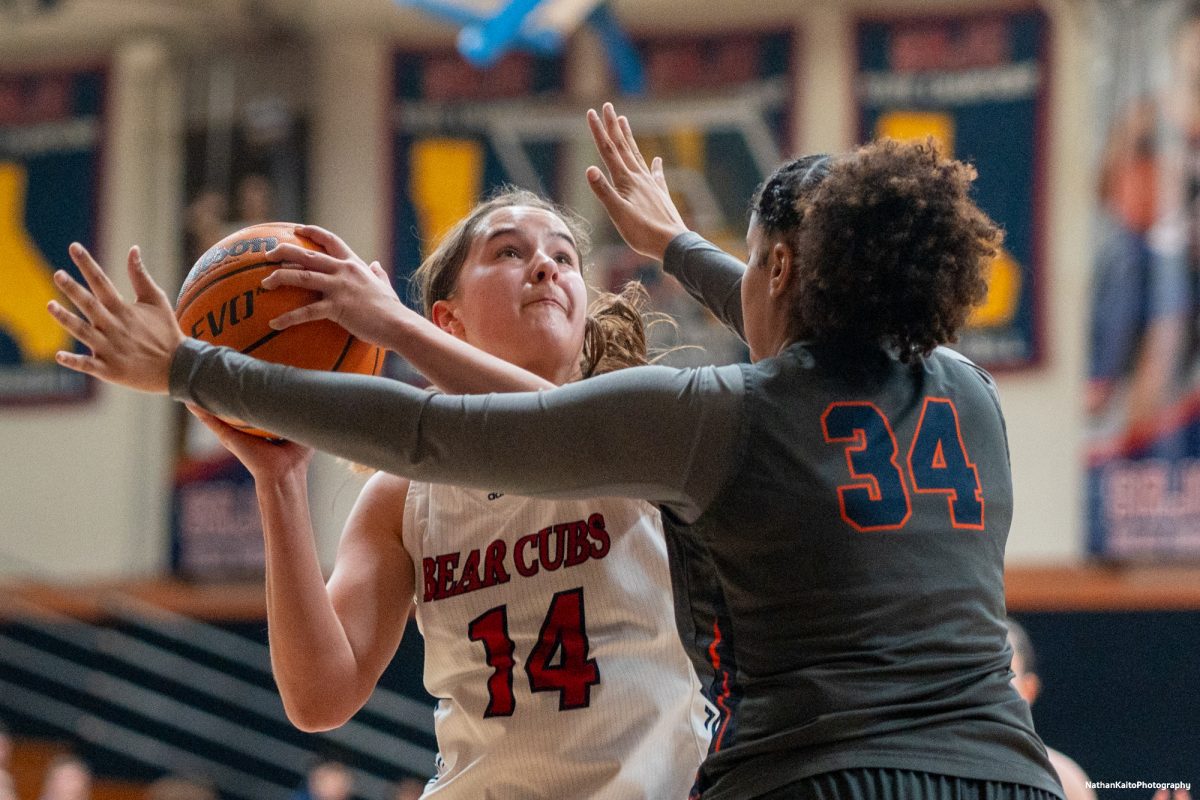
[754,768,1063,800]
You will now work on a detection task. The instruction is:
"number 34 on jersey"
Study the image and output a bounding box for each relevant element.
[822,397,985,532]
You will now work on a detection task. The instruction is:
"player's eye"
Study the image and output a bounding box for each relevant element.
[555,252,577,267]
[498,246,521,259]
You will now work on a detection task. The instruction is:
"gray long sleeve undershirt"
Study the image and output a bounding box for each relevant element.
[169,339,745,523]
[664,231,747,341]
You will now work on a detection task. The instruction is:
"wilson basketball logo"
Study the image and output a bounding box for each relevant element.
[174,222,383,439]
[183,236,280,296]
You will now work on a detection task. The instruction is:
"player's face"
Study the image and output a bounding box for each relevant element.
[440,206,587,384]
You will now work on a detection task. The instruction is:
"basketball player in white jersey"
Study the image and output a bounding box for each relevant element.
[183,191,713,798]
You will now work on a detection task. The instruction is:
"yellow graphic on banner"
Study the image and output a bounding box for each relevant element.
[410,138,485,251]
[0,162,71,361]
[969,248,1021,327]
[669,128,705,173]
[874,111,1019,328]
[876,110,955,155]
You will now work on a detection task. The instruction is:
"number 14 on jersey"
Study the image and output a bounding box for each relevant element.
[468,587,600,718]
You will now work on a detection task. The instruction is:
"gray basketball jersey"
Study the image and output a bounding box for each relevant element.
[673,342,1060,800]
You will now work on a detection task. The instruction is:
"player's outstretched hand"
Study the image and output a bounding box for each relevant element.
[262,224,410,349]
[47,243,184,394]
[187,405,313,482]
[586,101,689,262]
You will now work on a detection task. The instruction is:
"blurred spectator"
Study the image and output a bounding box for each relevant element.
[291,759,352,800]
[1006,619,1096,800]
[184,188,229,264]
[37,754,91,800]
[232,173,275,227]
[390,777,425,800]
[145,773,218,800]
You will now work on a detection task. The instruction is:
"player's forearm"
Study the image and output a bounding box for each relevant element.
[255,474,367,731]
[385,310,556,393]
[169,339,745,522]
[663,231,747,340]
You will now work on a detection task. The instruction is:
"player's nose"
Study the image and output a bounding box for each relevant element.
[531,250,560,283]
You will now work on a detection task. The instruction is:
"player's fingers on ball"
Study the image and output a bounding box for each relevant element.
[295,224,353,260]
[262,267,333,292]
[268,300,331,330]
[267,243,340,273]
[53,269,114,329]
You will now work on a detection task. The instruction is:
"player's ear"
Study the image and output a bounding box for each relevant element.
[768,240,796,299]
[431,299,465,338]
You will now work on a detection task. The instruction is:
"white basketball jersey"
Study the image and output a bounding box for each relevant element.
[403,481,714,799]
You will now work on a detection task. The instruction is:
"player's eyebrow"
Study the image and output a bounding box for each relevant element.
[483,226,577,252]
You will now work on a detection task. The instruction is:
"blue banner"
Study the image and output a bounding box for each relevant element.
[855,10,1047,371]
[0,67,105,403]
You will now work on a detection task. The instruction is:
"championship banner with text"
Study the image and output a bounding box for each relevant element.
[854,9,1047,371]
[1086,0,1200,559]
[0,67,105,403]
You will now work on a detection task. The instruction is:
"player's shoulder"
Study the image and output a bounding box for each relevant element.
[358,470,413,516]
[363,469,411,494]
[930,344,983,372]
[930,346,1000,393]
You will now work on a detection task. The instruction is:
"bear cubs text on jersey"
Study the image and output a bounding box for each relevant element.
[422,512,612,602]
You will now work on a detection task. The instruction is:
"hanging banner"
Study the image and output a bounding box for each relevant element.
[0,67,105,404]
[854,9,1048,372]
[1086,0,1200,559]
[593,30,793,367]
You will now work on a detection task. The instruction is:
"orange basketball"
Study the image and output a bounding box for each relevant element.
[176,222,383,439]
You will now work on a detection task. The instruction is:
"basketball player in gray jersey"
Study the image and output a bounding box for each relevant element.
[49,105,1063,800]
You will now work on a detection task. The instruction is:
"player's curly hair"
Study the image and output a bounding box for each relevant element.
[751,139,1001,362]
[412,186,653,378]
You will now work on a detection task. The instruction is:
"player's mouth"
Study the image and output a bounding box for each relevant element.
[525,296,567,312]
